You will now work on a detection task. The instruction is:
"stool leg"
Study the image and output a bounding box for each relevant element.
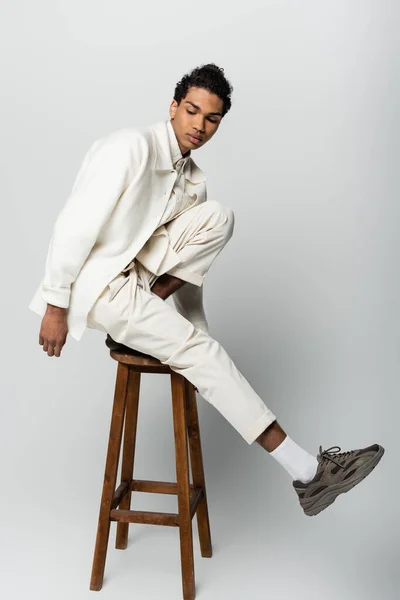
[115,369,141,549]
[171,372,195,600]
[90,362,130,591]
[185,380,213,558]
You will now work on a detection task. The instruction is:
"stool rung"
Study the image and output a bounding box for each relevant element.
[109,487,204,526]
[131,479,195,495]
[110,509,179,527]
[111,479,200,510]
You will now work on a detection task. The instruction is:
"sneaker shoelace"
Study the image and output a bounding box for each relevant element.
[318,445,357,470]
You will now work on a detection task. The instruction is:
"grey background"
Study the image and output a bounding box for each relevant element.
[1,0,398,598]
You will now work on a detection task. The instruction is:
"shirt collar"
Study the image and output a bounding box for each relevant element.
[166,119,191,167]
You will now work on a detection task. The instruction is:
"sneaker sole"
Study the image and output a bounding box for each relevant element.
[301,445,385,516]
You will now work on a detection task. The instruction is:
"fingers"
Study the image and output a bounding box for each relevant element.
[42,339,53,356]
[53,343,63,358]
[41,338,64,357]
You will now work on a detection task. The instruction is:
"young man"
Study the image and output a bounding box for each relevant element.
[29,63,384,516]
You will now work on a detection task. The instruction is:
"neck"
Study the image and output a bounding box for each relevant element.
[170,118,191,158]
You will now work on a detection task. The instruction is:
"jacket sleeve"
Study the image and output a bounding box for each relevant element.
[41,137,134,308]
[172,282,209,335]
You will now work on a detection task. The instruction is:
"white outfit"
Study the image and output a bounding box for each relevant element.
[30,119,277,444]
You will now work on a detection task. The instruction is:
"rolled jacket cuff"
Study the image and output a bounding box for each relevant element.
[42,285,71,308]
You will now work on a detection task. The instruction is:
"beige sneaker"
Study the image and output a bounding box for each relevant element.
[293,444,385,516]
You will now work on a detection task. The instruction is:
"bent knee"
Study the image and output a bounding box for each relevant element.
[204,200,235,237]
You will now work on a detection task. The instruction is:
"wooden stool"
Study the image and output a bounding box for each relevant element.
[90,343,213,600]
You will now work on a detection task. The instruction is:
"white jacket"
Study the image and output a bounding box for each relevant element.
[29,120,209,341]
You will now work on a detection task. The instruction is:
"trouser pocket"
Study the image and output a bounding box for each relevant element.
[108,272,130,302]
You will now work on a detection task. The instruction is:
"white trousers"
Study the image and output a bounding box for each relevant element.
[87,201,276,444]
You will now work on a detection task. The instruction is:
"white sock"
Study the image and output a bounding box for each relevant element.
[269,435,319,483]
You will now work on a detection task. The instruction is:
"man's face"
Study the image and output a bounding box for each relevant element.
[169,86,224,155]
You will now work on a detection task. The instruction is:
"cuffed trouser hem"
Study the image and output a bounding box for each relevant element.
[166,266,204,286]
[242,410,277,445]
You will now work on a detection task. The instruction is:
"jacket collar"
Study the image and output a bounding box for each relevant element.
[149,119,206,183]
[166,118,188,166]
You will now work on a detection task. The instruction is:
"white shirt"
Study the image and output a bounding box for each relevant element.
[121,119,199,273]
[157,119,198,226]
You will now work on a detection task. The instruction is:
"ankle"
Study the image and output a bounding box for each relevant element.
[268,435,319,483]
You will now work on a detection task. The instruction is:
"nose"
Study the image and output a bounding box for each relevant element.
[193,118,205,134]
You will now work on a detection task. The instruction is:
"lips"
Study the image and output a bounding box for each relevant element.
[188,134,202,142]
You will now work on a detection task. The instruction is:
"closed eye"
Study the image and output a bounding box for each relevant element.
[186,109,218,124]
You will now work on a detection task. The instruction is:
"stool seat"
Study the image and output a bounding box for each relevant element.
[107,333,171,372]
[90,334,213,599]
[109,350,171,373]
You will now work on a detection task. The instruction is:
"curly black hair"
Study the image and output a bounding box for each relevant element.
[173,63,233,118]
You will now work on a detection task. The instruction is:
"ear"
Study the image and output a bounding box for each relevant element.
[169,99,178,120]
